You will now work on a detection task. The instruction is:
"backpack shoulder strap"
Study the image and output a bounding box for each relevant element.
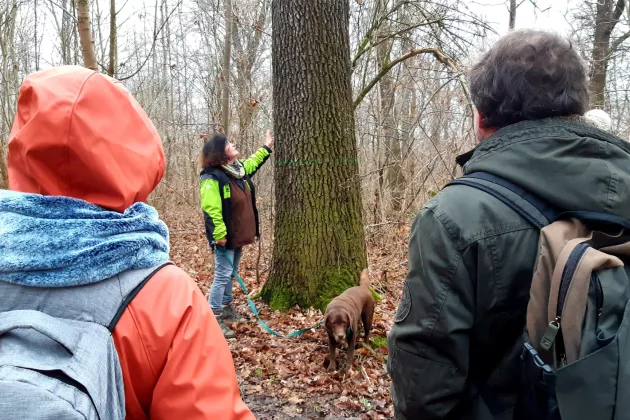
[107,262,173,332]
[445,172,559,415]
[446,172,558,229]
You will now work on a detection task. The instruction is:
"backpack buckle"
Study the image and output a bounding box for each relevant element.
[522,342,556,391]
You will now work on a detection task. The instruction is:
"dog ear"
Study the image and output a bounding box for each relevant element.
[324,311,336,330]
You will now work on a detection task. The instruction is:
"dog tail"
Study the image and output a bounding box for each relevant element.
[359,269,370,288]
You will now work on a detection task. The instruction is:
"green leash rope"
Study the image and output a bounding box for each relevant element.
[216,246,323,338]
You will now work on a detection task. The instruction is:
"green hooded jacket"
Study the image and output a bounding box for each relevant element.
[387,116,630,419]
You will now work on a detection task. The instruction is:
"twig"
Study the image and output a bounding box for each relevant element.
[117,0,184,81]
[158,179,197,208]
[365,221,406,229]
[361,366,371,385]
[361,342,386,362]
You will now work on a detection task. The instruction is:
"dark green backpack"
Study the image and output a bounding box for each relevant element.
[449,172,630,420]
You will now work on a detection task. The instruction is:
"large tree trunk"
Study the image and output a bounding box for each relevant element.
[262,0,367,310]
[75,0,97,71]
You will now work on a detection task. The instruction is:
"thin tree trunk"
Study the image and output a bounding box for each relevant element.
[75,0,98,71]
[108,0,117,77]
[222,0,232,132]
[35,0,39,70]
[72,0,80,65]
[233,1,267,146]
[375,3,404,214]
[262,0,367,310]
[0,0,18,189]
[589,0,625,108]
[509,0,516,30]
[60,0,72,64]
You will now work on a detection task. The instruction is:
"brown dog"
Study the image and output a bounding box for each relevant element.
[323,269,375,373]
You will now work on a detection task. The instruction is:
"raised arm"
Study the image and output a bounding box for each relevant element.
[242,130,273,176]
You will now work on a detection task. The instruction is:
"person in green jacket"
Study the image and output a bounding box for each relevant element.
[387,29,630,418]
[200,130,273,338]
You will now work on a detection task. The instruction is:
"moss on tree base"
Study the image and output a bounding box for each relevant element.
[261,266,359,311]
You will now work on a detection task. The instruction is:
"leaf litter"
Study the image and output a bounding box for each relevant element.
[166,210,410,418]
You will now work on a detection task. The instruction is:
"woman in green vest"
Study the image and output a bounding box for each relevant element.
[199,131,273,338]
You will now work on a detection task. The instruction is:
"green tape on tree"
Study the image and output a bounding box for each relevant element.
[274,157,359,167]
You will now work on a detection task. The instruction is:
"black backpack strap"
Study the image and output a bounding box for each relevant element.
[446,172,558,229]
[107,262,174,332]
[560,210,630,230]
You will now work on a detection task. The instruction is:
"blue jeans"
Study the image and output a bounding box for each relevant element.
[209,247,243,314]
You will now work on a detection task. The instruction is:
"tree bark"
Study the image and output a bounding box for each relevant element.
[262,0,367,310]
[221,0,232,132]
[0,0,18,189]
[108,0,117,77]
[75,0,98,71]
[590,0,625,108]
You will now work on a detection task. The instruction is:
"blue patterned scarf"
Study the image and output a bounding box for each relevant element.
[0,190,170,287]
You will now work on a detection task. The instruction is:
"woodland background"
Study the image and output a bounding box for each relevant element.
[2,0,630,417]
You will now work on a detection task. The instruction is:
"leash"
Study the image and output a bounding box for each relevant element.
[215,246,323,338]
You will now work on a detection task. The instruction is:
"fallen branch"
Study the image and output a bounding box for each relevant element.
[361,342,386,362]
[364,221,406,229]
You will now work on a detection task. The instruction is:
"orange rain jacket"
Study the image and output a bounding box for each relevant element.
[8,66,254,420]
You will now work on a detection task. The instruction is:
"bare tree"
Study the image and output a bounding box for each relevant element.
[221,0,232,132]
[0,0,19,189]
[589,0,630,107]
[108,0,116,77]
[374,0,404,213]
[232,0,269,147]
[75,0,97,70]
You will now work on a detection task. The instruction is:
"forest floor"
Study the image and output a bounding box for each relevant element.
[165,209,410,419]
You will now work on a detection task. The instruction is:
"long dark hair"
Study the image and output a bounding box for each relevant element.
[201,134,229,169]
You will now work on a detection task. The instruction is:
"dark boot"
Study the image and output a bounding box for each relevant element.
[220,304,248,323]
[217,318,235,339]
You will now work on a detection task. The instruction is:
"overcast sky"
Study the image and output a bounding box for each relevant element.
[469,0,571,38]
[35,0,576,72]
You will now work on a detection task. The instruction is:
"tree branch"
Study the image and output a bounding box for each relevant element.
[611,29,630,53]
[353,47,469,111]
[351,0,411,68]
[354,18,445,71]
[613,0,626,22]
[117,0,183,81]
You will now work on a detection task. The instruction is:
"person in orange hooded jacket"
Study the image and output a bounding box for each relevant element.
[2,66,255,420]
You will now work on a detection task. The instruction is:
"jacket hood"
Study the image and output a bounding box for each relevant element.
[8,66,165,213]
[462,116,630,219]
